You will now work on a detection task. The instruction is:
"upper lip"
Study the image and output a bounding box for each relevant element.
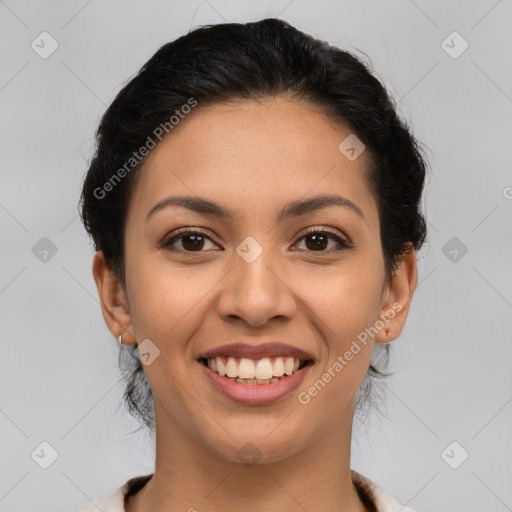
[199,342,315,361]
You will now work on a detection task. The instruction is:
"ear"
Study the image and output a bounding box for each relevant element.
[92,251,136,345]
[374,245,418,343]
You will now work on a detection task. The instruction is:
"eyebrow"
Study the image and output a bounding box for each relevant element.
[146,194,365,223]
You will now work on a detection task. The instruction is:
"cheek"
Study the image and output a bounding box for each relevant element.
[298,279,378,413]
[297,262,383,395]
[125,257,219,351]
[301,263,383,339]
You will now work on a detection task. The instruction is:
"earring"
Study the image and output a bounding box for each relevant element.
[117,333,123,344]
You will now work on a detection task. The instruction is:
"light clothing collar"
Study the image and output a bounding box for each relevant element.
[73,471,415,512]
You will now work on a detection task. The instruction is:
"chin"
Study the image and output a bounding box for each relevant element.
[203,430,307,467]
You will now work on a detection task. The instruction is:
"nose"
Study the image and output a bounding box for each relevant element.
[216,244,297,328]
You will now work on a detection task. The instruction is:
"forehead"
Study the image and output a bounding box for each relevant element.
[127,96,379,229]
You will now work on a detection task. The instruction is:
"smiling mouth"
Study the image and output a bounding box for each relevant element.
[198,356,314,385]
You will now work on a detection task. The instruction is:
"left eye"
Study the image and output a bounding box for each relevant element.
[294,230,351,252]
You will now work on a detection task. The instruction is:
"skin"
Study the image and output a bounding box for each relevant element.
[93,96,417,512]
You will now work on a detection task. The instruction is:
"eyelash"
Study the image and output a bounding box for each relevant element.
[161,227,353,254]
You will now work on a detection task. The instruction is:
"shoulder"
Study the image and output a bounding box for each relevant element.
[72,485,126,512]
[351,470,417,512]
[72,474,153,512]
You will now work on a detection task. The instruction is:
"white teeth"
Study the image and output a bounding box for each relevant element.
[255,358,273,379]
[216,358,226,376]
[272,357,285,376]
[206,356,304,380]
[234,377,280,385]
[284,357,295,376]
[238,358,256,379]
[226,357,238,378]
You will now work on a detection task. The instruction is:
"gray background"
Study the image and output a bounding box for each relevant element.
[1,1,511,511]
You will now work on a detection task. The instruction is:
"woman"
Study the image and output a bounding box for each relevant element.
[75,18,427,512]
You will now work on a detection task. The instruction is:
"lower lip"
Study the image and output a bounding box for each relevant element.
[198,361,313,405]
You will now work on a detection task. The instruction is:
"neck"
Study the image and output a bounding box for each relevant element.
[126,400,369,512]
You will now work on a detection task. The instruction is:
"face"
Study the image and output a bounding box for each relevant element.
[99,96,413,464]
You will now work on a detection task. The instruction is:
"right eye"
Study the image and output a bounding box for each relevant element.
[162,228,221,253]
